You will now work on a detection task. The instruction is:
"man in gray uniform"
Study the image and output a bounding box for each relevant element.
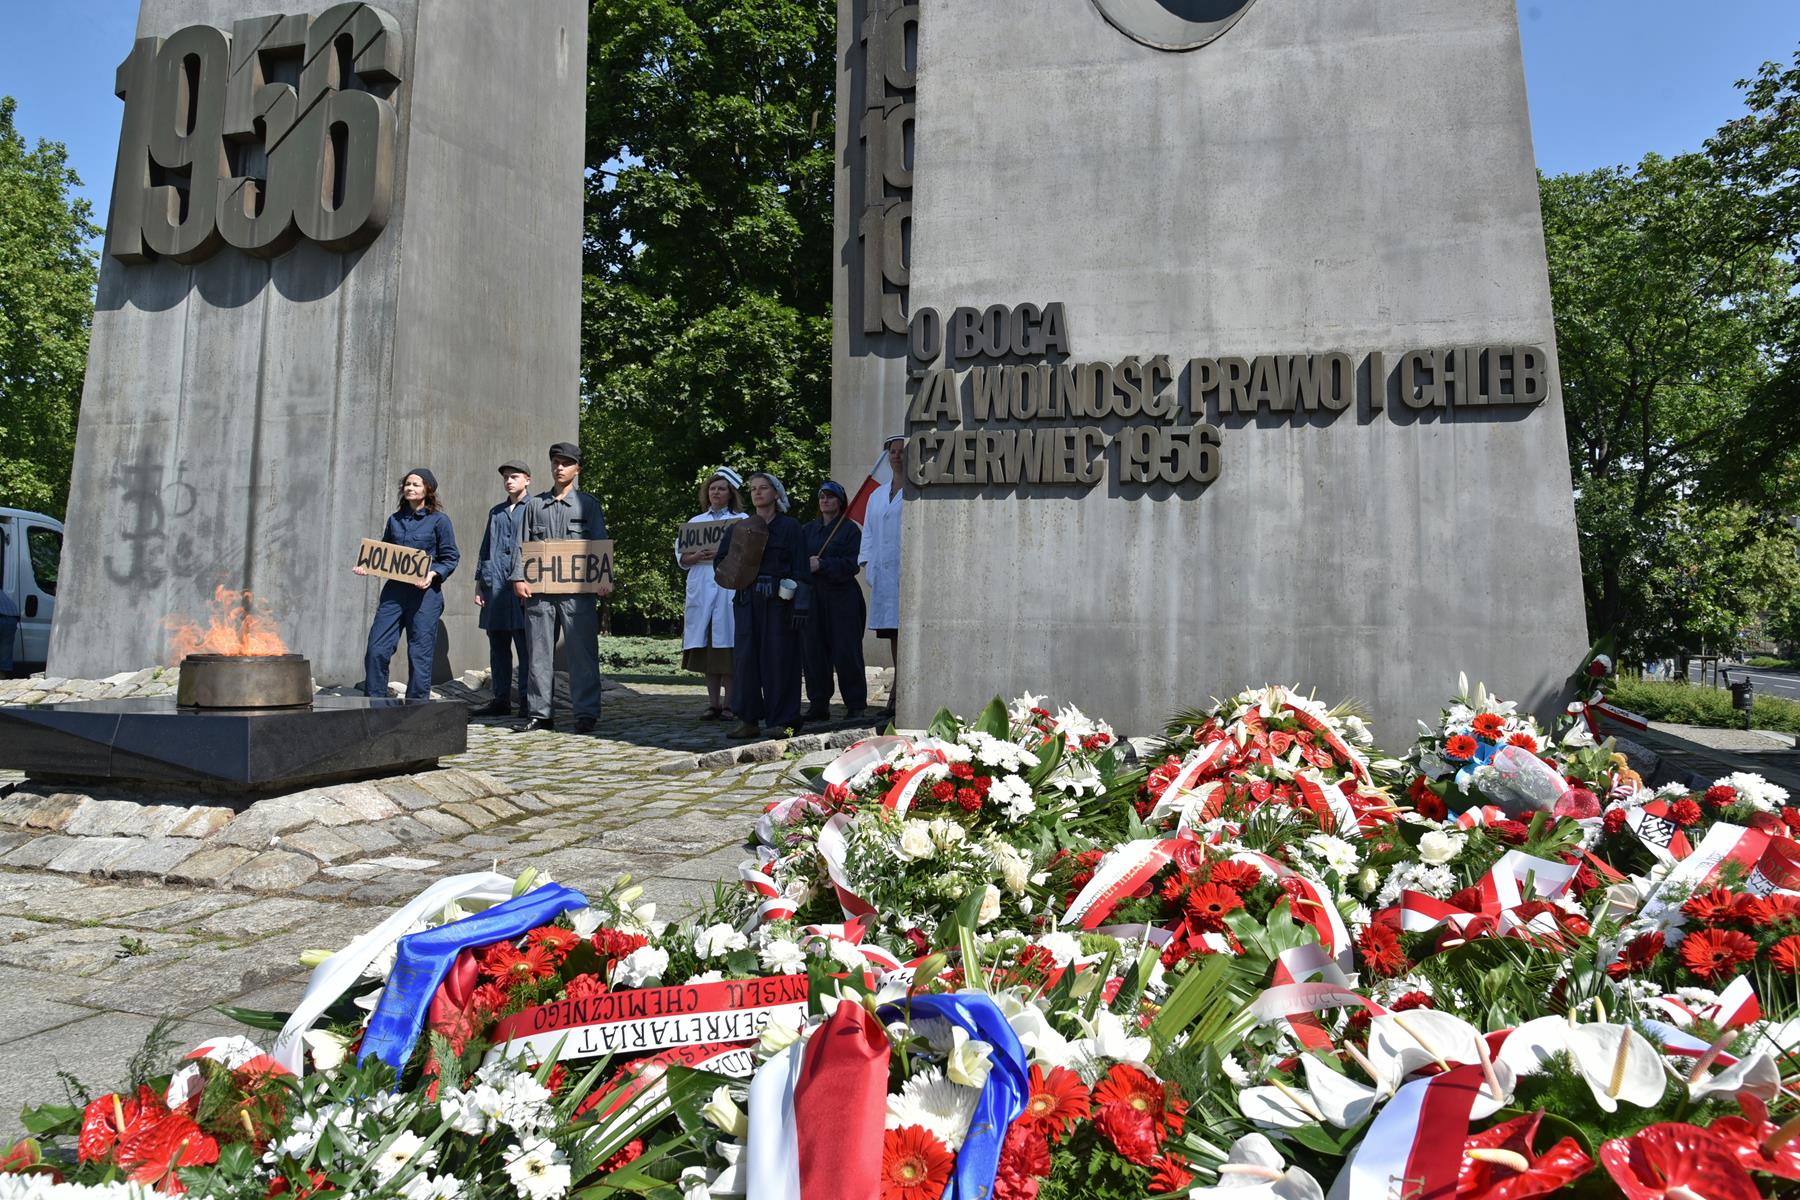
[511,442,612,732]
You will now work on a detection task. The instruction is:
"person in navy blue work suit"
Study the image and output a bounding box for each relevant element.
[716,472,805,740]
[801,480,868,720]
[472,460,533,718]
[357,469,460,700]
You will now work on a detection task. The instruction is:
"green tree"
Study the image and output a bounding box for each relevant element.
[1541,151,1800,661]
[582,1,836,629]
[0,96,98,518]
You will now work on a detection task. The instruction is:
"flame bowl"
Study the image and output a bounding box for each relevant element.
[177,654,313,710]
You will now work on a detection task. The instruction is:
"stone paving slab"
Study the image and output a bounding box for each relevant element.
[0,667,892,1137]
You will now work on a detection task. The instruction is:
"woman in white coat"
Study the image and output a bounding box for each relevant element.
[678,467,744,718]
[859,435,907,716]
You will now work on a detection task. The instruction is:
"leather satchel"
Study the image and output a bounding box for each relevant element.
[712,514,769,590]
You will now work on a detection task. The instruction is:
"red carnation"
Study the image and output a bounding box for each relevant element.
[592,928,649,963]
[1678,928,1757,982]
[599,1139,644,1173]
[1704,784,1737,807]
[950,762,975,780]
[994,1123,1052,1200]
[1669,798,1703,827]
[957,787,983,811]
[1358,923,1410,977]
[1445,734,1479,762]
[930,780,956,803]
[1603,808,1629,835]
[564,973,608,1000]
[1094,1103,1159,1166]
[1605,931,1666,979]
[1391,990,1434,1011]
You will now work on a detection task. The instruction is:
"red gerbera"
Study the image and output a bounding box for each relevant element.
[1770,935,1800,976]
[1095,1103,1160,1165]
[1184,883,1244,930]
[1471,713,1507,740]
[1668,799,1703,827]
[882,1126,953,1200]
[1678,928,1758,982]
[1446,734,1479,762]
[1456,1111,1593,1199]
[1746,894,1800,928]
[1605,931,1666,979]
[1149,1156,1196,1193]
[1507,731,1540,753]
[526,925,579,961]
[1598,1123,1760,1200]
[1209,859,1264,892]
[479,941,556,985]
[1018,1064,1090,1141]
[1358,922,1410,977]
[1093,1064,1175,1134]
[1682,887,1748,926]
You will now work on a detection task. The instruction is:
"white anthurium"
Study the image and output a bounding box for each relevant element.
[1494,1017,1666,1113]
[1688,1051,1782,1106]
[1362,1011,1516,1118]
[1189,1133,1326,1200]
[1239,1055,1378,1131]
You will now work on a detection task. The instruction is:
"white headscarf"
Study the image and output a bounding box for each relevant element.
[749,471,790,514]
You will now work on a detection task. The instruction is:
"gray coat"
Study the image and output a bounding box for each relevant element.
[476,499,530,631]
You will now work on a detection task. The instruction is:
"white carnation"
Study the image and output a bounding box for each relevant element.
[695,923,749,959]
[613,945,670,987]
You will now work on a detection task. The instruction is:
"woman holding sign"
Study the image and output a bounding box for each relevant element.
[677,468,743,720]
[714,472,804,740]
[357,469,460,700]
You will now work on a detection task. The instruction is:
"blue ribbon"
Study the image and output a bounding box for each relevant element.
[880,992,1030,1200]
[358,884,588,1074]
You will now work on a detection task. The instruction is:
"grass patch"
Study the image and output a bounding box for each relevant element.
[1609,676,1800,735]
[1746,656,1797,671]
[600,635,687,676]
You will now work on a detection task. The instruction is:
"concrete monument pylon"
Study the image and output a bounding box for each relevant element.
[51,0,585,686]
[833,0,1589,745]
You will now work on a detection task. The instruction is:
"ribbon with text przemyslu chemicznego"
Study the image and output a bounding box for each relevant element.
[487,975,808,1064]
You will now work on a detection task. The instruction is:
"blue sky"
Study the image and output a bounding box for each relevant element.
[2,1,1798,224]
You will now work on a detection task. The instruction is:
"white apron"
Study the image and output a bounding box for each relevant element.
[678,509,738,650]
[859,483,904,630]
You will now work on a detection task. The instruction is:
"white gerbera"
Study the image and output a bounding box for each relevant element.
[504,1139,572,1200]
[884,1068,981,1149]
[374,1131,440,1182]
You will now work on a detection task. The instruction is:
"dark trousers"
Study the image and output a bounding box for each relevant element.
[0,614,16,673]
[487,626,530,712]
[803,585,867,712]
[364,583,443,700]
[731,589,801,729]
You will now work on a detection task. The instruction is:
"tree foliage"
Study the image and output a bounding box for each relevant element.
[0,96,98,518]
[582,0,836,628]
[1543,106,1800,660]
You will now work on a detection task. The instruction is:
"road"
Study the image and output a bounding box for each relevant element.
[1683,661,1800,701]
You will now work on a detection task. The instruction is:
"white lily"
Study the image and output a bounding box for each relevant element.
[993,990,1072,1064]
[1065,1009,1151,1074]
[1494,1017,1665,1113]
[1188,1133,1325,1199]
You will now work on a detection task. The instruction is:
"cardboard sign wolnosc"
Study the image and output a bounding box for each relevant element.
[519,540,615,594]
[356,539,433,585]
[678,516,744,559]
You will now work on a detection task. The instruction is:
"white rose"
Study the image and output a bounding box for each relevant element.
[1354,867,1380,897]
[898,820,935,861]
[977,884,1002,927]
[929,819,967,847]
[1417,831,1466,865]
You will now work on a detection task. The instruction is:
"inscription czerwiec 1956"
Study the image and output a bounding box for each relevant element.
[107,3,403,265]
[904,303,1548,490]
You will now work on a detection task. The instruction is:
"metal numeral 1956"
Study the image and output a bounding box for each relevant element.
[107,3,403,265]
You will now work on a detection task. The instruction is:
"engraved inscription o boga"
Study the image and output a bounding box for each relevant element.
[1089,0,1259,51]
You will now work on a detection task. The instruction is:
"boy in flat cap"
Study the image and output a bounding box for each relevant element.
[511,443,611,732]
[472,460,533,718]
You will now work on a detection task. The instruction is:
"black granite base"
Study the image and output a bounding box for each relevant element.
[0,697,468,791]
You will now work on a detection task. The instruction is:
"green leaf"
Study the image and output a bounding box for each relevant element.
[17,1103,80,1137]
[975,696,1010,738]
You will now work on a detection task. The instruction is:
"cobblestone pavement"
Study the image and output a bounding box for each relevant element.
[0,668,888,1136]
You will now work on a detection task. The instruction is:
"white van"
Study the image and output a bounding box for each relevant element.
[0,508,63,673]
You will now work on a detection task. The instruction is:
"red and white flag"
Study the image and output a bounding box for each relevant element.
[745,1001,890,1200]
[846,451,893,526]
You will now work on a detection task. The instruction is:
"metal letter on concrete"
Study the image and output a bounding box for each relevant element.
[834,0,1591,746]
[52,0,586,686]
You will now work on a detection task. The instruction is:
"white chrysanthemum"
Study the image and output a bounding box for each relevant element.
[504,1139,572,1200]
[374,1131,439,1182]
[440,1083,502,1136]
[695,923,749,959]
[828,938,868,969]
[759,937,806,974]
[1719,772,1789,812]
[884,1068,981,1150]
[1220,1052,1252,1087]
[989,774,1037,821]
[1375,862,1456,908]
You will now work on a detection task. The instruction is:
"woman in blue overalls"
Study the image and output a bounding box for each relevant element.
[358,469,460,699]
[716,472,805,739]
[802,480,868,720]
